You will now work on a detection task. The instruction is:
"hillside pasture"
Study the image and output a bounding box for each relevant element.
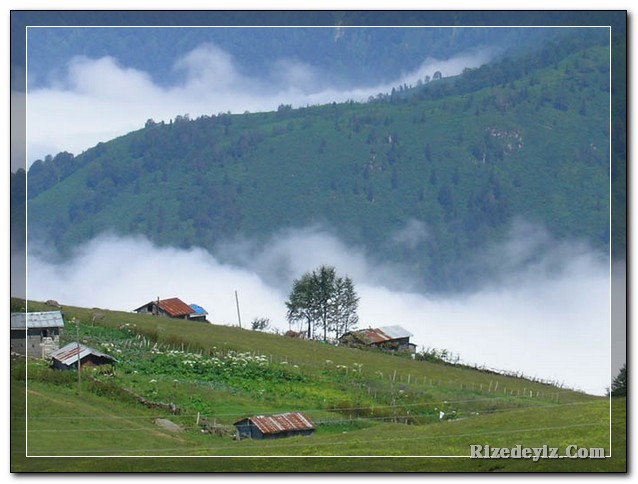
[10,299,624,471]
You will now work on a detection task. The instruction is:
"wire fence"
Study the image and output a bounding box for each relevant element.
[14,399,606,434]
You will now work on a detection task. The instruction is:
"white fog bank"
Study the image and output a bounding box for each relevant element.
[23,43,494,168]
[25,225,612,396]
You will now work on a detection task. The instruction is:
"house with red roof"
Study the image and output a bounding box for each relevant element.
[133,297,209,322]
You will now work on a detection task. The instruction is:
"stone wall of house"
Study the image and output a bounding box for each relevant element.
[11,329,61,359]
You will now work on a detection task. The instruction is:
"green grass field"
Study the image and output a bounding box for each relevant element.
[10,298,625,472]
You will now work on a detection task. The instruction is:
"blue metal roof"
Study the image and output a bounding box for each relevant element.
[189,304,208,315]
[11,311,65,330]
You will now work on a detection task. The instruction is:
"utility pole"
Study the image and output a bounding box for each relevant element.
[76,318,81,394]
[235,290,242,329]
[390,380,396,423]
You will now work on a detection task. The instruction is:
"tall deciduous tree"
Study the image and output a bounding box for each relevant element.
[314,265,337,342]
[331,276,359,339]
[285,272,318,339]
[285,265,359,341]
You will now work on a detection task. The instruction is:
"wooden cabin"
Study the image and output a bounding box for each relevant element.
[233,412,316,440]
[340,325,416,353]
[50,342,117,370]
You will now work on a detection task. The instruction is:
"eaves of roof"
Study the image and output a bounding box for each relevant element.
[234,412,315,434]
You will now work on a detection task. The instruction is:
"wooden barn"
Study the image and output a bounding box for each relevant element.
[340,325,416,353]
[233,412,316,440]
[133,297,209,322]
[10,311,65,359]
[50,342,117,371]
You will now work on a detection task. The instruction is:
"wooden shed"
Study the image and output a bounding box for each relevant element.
[50,342,117,371]
[10,311,65,359]
[340,325,416,353]
[233,412,316,440]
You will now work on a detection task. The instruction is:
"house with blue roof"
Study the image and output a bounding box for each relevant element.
[188,304,209,322]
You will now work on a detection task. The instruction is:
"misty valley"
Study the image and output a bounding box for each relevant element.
[10,16,626,471]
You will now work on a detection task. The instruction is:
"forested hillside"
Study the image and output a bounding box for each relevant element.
[24,32,612,291]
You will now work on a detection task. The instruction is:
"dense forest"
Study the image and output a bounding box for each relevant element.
[19,29,618,292]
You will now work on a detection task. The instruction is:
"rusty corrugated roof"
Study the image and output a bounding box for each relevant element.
[234,412,315,435]
[158,298,195,317]
[50,342,117,366]
[134,298,197,317]
[365,328,390,343]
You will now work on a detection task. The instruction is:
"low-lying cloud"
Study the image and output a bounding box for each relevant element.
[24,221,613,396]
[23,42,494,168]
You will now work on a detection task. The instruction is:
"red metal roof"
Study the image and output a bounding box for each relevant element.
[235,412,315,435]
[355,327,392,344]
[158,298,195,317]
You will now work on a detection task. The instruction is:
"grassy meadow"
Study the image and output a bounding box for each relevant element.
[10,298,625,472]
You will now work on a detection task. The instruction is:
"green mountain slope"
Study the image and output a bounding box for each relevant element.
[11,298,624,471]
[26,36,611,291]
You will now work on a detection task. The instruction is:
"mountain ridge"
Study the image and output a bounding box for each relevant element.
[23,34,612,292]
